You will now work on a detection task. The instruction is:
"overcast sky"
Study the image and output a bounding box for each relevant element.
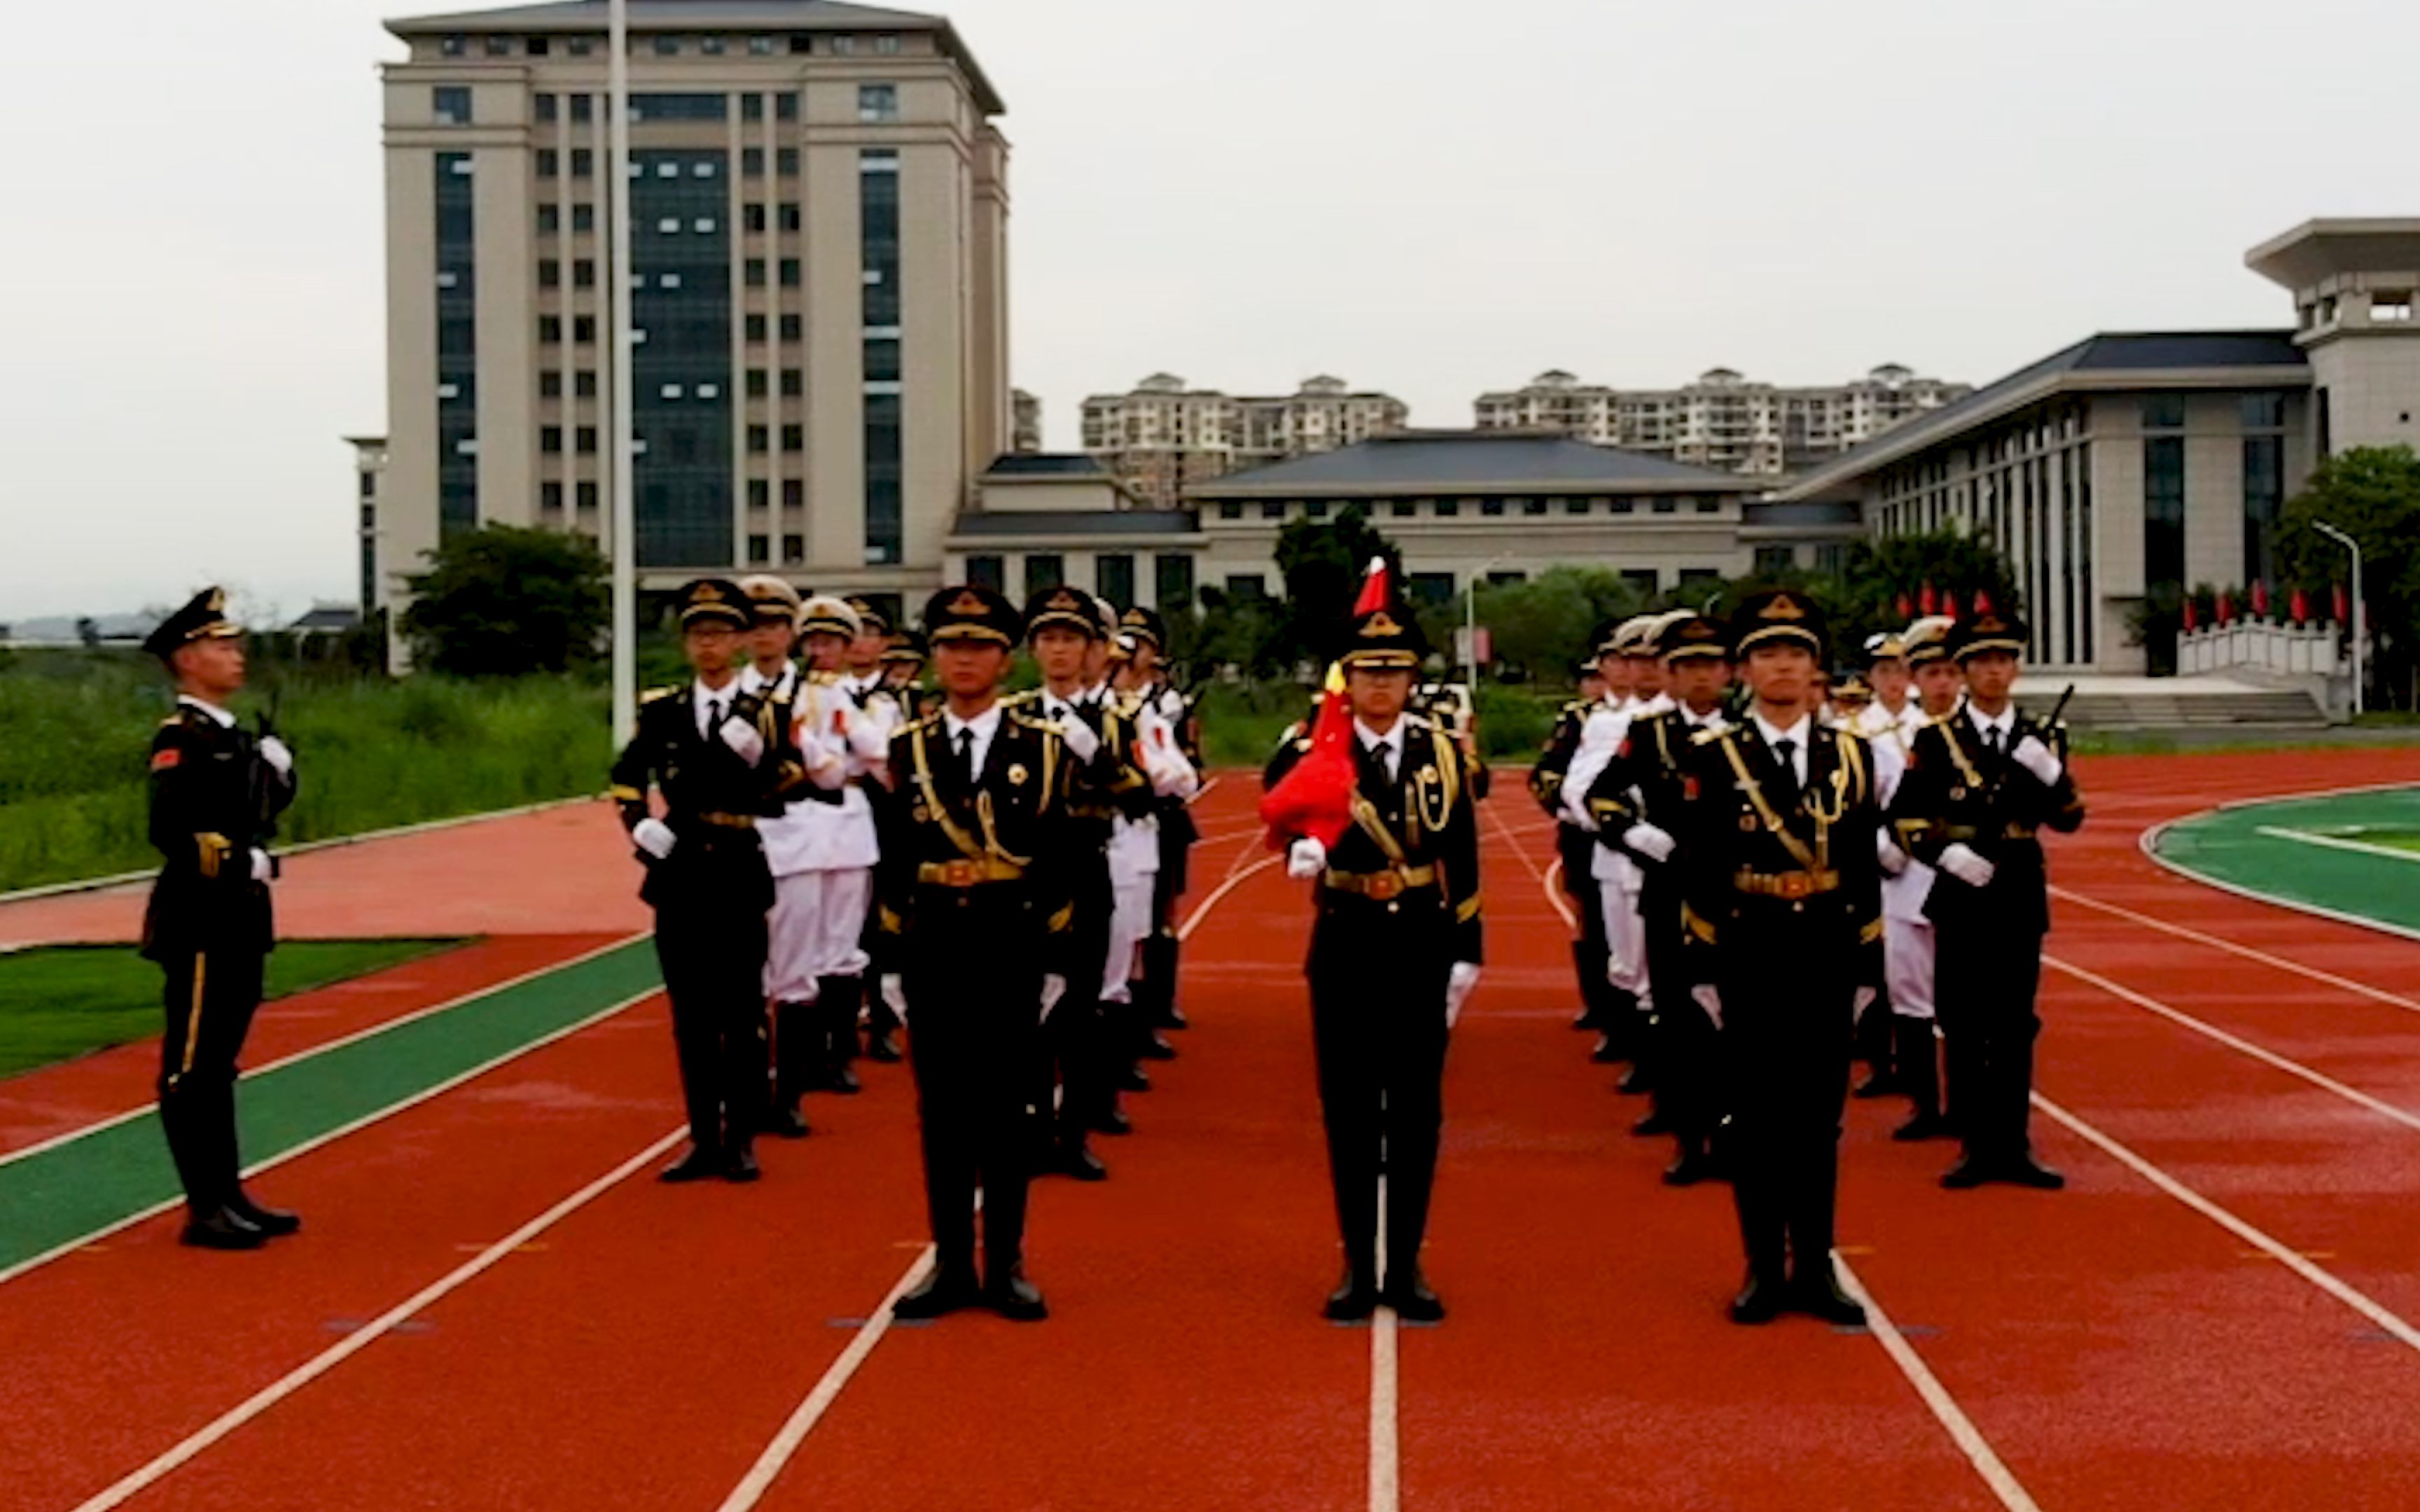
[1,0,2408,622]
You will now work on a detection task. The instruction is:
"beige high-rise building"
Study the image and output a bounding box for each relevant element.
[1474,365,1970,477]
[1010,386,1042,453]
[1078,374,1408,509]
[375,0,1009,626]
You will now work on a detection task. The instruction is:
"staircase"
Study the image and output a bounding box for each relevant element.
[2016,685,2327,730]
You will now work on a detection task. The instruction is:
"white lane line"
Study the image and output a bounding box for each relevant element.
[1831,1256,2043,1512]
[2033,1093,2420,1354]
[1368,1175,1399,1512]
[2052,882,2420,1016]
[0,988,661,1290]
[67,1125,688,1512]
[2043,955,2420,1134]
[711,846,1279,1509]
[715,1247,938,1512]
[2256,824,2420,865]
[0,932,650,1171]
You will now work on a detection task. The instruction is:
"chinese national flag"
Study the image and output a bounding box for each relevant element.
[1894,592,1913,620]
[2218,592,2235,626]
[1918,582,1936,615]
[2182,598,2199,632]
[1942,592,1961,622]
[1973,589,1994,615]
[1260,558,1391,850]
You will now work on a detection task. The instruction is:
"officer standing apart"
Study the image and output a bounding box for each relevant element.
[1268,606,1482,1323]
[612,579,803,1184]
[1891,611,2086,1189]
[140,588,301,1250]
[873,586,1075,1322]
[1675,591,1884,1326]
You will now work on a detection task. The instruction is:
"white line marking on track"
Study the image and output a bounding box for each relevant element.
[2042,955,2420,1133]
[0,987,662,1290]
[2255,823,2420,865]
[1368,1175,1399,1512]
[0,932,650,1171]
[2051,883,2420,1016]
[67,1125,688,1512]
[2033,1093,2420,1354]
[1831,1256,2043,1512]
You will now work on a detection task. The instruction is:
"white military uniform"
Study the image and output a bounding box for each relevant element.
[1861,696,1938,1022]
[758,667,889,1002]
[1562,691,1674,1007]
[1093,688,1200,1004]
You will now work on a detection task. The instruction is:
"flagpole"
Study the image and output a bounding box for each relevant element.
[606,0,637,738]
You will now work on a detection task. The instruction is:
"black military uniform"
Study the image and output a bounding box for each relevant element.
[1529,622,1625,1052]
[1889,612,2086,1190]
[872,585,1076,1321]
[1674,591,1884,1326]
[611,579,804,1184]
[1267,606,1483,1324]
[1120,606,1199,1035]
[1580,612,1733,1184]
[139,588,301,1250]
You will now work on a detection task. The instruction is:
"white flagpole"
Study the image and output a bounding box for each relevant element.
[607,0,637,737]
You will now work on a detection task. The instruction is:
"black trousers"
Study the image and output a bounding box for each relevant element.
[1933,918,2045,1163]
[650,846,772,1156]
[155,942,267,1217]
[1307,895,1452,1283]
[1719,914,1855,1287]
[1643,885,1719,1154]
[905,890,1048,1274]
[1050,860,1115,1141]
[1560,825,1620,1031]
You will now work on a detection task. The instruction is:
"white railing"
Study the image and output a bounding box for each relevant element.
[2176,620,2366,719]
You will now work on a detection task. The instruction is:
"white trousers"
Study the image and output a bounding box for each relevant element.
[1103,872,1155,1004]
[1884,914,1936,1022]
[765,868,872,1004]
[1599,885,1651,1007]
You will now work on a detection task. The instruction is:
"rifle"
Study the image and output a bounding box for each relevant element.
[250,685,286,878]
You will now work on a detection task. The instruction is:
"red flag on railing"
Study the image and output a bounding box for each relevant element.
[2251,579,2271,619]
[2217,592,2235,626]
[1919,582,1937,616]
[2334,582,2350,624]
[2182,597,2199,632]
[1260,557,1390,851]
[1974,589,1994,615]
[1895,592,1913,620]
[1943,592,1961,622]
[2288,587,2309,624]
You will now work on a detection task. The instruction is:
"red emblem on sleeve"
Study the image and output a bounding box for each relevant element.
[151,748,181,771]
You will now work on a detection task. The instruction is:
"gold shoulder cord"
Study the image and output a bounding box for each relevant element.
[908,722,993,864]
[1938,716,1984,790]
[1716,732,1823,876]
[1414,727,1458,835]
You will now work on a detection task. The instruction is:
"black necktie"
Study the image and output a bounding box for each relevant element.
[955,726,977,788]
[1984,725,2004,757]
[1365,738,1395,788]
[1772,738,1800,797]
[704,698,724,741]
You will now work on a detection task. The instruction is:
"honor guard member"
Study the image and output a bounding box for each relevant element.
[880,627,928,697]
[1890,610,2086,1189]
[1850,631,1926,1110]
[612,579,805,1184]
[738,577,815,1135]
[872,585,1076,1322]
[140,589,301,1250]
[1269,606,1482,1324]
[1117,606,1202,1034]
[1082,598,1179,1074]
[1674,589,1885,1326]
[836,596,909,1065]
[1578,611,1734,1183]
[1528,620,1629,1056]
[1865,619,1958,1140]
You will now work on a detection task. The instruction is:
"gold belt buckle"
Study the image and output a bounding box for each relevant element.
[1364,870,1403,902]
[1776,872,1813,901]
[943,860,978,887]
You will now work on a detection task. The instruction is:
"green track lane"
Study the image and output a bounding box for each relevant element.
[2152,785,2420,932]
[0,938,660,1276]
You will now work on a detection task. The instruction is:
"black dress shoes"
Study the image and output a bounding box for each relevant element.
[865,1031,903,1064]
[1116,1064,1152,1093]
[1157,1004,1190,1031]
[1323,1270,1381,1322]
[1631,1110,1674,1138]
[986,1268,1050,1322]
[825,1063,862,1096]
[1662,1152,1717,1186]
[1138,1032,1177,1061]
[1793,1273,1868,1327]
[893,1264,982,1320]
[1891,1111,1954,1142]
[1593,1036,1629,1067]
[1615,1061,1651,1091]
[180,1207,267,1251]
[1090,1107,1134,1137]
[1938,1154,1991,1189]
[1057,1145,1108,1182]
[724,1146,761,1182]
[2001,1156,2066,1190]
[659,1147,724,1184]
[229,1192,302,1238]
[1851,1070,1900,1100]
[1383,1268,1445,1324]
[1729,1274,1785,1324]
[767,1105,812,1140]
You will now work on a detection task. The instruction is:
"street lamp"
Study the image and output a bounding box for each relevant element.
[606,0,638,738]
[2313,519,2363,718]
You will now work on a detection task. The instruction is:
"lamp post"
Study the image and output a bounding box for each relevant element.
[606,0,638,738]
[2314,519,2363,718]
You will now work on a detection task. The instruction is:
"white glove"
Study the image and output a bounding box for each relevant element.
[1853,986,1877,1022]
[718,715,766,766]
[1039,973,1068,1023]
[1621,822,1676,864]
[1564,796,1601,833]
[257,736,293,778]
[1691,984,1723,1030]
[1444,961,1481,1027]
[1055,715,1101,764]
[2010,734,2064,787]
[880,974,908,1026]
[249,848,274,884]
[1286,836,1328,879]
[1876,828,1910,876]
[1938,842,1996,888]
[632,817,676,860]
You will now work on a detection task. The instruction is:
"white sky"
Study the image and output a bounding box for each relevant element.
[0,0,2409,622]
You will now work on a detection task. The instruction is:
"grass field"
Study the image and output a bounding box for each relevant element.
[0,937,464,1079]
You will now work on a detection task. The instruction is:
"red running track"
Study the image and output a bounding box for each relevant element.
[9,757,2420,1510]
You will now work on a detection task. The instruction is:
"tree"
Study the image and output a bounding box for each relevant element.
[1272,503,1404,666]
[400,524,611,678]
[2277,445,2420,708]
[1470,566,1650,680]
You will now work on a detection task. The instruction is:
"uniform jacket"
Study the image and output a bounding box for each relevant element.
[610,680,804,909]
[141,701,295,960]
[1888,703,2087,937]
[1527,699,1596,822]
[1580,705,1729,888]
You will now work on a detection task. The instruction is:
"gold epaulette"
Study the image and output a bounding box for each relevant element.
[639,686,678,705]
[1690,726,1728,746]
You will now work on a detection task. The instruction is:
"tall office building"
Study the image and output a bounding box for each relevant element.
[375,0,1009,624]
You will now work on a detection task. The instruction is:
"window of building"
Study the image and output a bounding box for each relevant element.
[700,34,725,54]
[749,34,777,55]
[742,148,765,178]
[440,34,466,56]
[536,149,559,178]
[781,423,804,449]
[577,480,598,510]
[1391,500,1417,517]
[747,425,770,454]
[573,316,595,344]
[782,534,805,564]
[1261,502,1286,519]
[1480,498,1505,517]
[528,36,550,56]
[572,204,594,232]
[779,202,802,231]
[832,34,860,55]
[1435,500,1460,517]
[1609,496,1634,514]
[1225,573,1268,600]
[1564,498,1592,514]
[744,315,770,343]
[651,34,680,55]
[1650,496,1677,514]
[1024,555,1066,596]
[1694,496,1720,513]
[2244,434,2284,587]
[780,314,803,342]
[746,479,770,510]
[859,83,900,122]
[540,370,562,398]
[538,258,561,288]
[777,92,800,121]
[788,34,812,54]
[484,34,513,55]
[744,204,766,234]
[1155,554,1195,612]
[777,148,800,176]
[575,370,597,398]
[536,204,559,234]
[573,259,594,288]
[571,149,593,178]
[1522,498,1548,516]
[570,93,592,123]
[747,533,770,564]
[538,315,563,344]
[576,426,598,454]
[2239,392,2288,430]
[534,92,556,122]
[745,258,767,288]
[1677,568,1721,589]
[781,368,803,397]
[1218,501,1243,520]
[2141,393,2187,429]
[1622,568,1658,597]
[566,35,592,55]
[541,482,564,513]
[1486,570,1527,587]
[2374,291,2414,323]
[779,257,802,288]
[2144,434,2187,622]
[746,369,769,399]
[1407,573,1455,608]
[1097,554,1136,608]
[1753,545,1795,578]
[541,426,564,454]
[968,554,1006,590]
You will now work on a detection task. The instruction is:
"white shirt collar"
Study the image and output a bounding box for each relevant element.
[176,694,237,729]
[1967,703,2017,740]
[1752,710,1811,749]
[693,677,742,722]
[1680,703,1724,729]
[1354,718,1404,756]
[943,703,1003,741]
[739,662,793,694]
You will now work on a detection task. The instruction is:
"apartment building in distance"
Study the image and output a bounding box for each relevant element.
[1079,374,1410,509]
[1474,365,1972,478]
[374,0,1010,630]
